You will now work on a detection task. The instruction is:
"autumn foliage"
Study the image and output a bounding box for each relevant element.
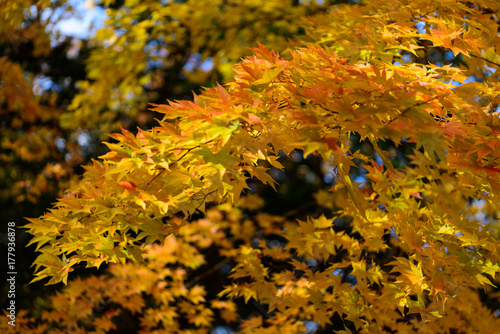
[3,0,500,333]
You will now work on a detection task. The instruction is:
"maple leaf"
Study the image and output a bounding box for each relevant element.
[118,181,138,191]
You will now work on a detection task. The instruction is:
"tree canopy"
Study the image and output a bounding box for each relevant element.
[2,0,500,333]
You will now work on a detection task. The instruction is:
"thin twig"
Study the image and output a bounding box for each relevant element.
[145,168,166,188]
[185,258,231,288]
[471,54,500,68]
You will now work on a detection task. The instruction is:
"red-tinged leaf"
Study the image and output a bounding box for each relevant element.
[100,151,118,160]
[240,62,260,80]
[247,114,263,123]
[217,83,230,103]
[483,166,500,177]
[120,126,131,136]
[252,42,278,62]
[324,138,341,152]
[118,181,137,191]
[442,122,469,139]
[312,46,334,66]
[410,191,422,199]
[488,177,500,193]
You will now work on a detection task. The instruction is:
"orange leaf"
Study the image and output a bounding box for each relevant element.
[118,181,137,191]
